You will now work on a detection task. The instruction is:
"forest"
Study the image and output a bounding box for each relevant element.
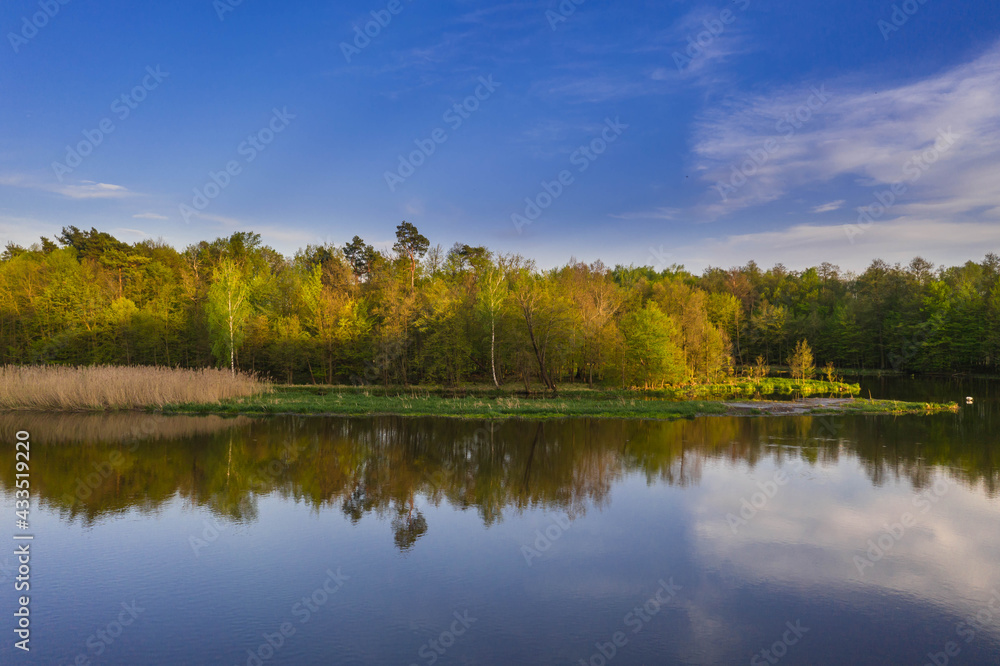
[1,223,998,386]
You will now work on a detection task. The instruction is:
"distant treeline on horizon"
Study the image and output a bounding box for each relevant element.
[2,224,999,384]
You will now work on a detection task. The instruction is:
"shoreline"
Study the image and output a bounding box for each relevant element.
[0,380,960,419]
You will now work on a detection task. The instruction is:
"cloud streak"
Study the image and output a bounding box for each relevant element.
[812,200,845,214]
[691,42,1000,225]
[0,175,135,200]
[674,218,1000,272]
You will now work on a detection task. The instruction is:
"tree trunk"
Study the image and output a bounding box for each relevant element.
[227,289,236,374]
[490,313,499,387]
[526,326,556,392]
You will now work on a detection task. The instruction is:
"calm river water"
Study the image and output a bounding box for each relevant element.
[1,378,998,665]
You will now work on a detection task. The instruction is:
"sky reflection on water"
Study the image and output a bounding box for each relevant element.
[0,388,998,664]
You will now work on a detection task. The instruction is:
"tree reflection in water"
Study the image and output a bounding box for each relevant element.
[0,413,996,552]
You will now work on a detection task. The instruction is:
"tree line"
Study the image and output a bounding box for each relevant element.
[2,224,998,385]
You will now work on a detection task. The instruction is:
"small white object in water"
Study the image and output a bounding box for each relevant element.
[966,397,974,404]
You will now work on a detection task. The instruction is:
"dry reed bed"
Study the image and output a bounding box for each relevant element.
[0,366,269,411]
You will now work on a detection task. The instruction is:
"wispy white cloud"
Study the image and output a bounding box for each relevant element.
[56,181,133,199]
[811,200,845,214]
[0,175,135,199]
[691,42,1000,223]
[531,2,755,105]
[133,212,168,220]
[610,207,680,221]
[326,2,537,90]
[656,3,755,82]
[113,228,150,239]
[675,218,1000,272]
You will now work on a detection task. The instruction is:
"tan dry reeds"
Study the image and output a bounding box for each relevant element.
[0,365,269,411]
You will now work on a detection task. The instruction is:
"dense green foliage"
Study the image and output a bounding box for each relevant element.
[2,224,998,384]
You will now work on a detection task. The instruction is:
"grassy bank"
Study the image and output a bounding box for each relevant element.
[164,384,957,420]
[0,368,956,418]
[166,386,729,419]
[0,366,269,411]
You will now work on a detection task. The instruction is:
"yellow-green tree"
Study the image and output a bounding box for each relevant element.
[207,258,251,373]
[788,339,815,380]
[619,303,686,389]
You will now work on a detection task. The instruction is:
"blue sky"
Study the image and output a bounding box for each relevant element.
[2,0,999,272]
